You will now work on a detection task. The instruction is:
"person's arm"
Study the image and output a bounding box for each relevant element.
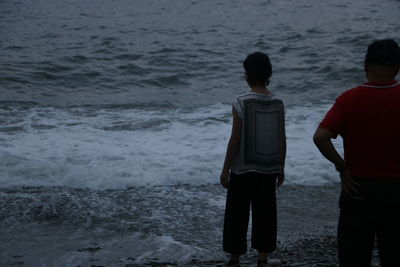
[277,135,286,188]
[313,127,359,196]
[313,127,345,168]
[220,107,242,189]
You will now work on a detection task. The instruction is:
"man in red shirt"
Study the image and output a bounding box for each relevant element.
[314,39,400,267]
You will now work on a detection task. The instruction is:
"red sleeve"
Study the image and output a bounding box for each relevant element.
[319,97,347,138]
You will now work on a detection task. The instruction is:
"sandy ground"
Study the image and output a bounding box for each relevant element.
[0,184,382,266]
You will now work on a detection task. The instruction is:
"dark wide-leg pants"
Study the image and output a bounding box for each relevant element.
[223,172,277,255]
[338,177,400,267]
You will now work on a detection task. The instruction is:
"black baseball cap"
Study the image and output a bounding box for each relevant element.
[365,39,400,66]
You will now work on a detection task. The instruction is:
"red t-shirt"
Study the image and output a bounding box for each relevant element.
[319,80,400,178]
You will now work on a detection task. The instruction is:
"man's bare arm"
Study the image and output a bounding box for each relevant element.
[313,127,359,196]
[313,127,345,169]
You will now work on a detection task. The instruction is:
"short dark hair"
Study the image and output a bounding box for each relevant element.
[243,52,272,86]
[365,39,400,66]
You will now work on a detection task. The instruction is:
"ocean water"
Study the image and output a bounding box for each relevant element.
[1,0,399,265]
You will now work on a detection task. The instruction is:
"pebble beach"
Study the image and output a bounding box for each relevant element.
[0,184,381,266]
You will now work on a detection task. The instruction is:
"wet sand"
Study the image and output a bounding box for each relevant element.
[0,184,382,266]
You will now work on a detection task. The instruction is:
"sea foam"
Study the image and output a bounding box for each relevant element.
[0,103,342,189]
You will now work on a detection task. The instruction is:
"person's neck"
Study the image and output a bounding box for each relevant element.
[365,66,397,82]
[250,85,272,95]
[367,76,396,83]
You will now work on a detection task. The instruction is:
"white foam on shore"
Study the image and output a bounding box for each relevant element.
[285,103,343,185]
[0,226,209,266]
[0,102,342,189]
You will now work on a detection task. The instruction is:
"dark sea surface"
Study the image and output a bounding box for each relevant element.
[1,0,398,106]
[0,0,399,265]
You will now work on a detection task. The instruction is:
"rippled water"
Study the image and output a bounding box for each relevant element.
[2,0,399,106]
[1,0,400,265]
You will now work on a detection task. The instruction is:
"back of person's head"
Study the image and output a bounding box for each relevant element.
[365,39,400,67]
[243,52,272,86]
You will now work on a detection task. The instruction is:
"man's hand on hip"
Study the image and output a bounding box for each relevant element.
[340,169,360,198]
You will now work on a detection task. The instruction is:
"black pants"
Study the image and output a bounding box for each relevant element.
[223,172,277,255]
[338,178,400,267]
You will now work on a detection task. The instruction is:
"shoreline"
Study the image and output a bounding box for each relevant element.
[0,184,381,266]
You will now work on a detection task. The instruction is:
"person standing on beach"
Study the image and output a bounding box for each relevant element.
[220,52,286,267]
[313,39,400,267]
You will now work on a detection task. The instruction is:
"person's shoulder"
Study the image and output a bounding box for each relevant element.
[232,91,248,106]
[337,83,365,101]
[235,91,254,101]
[232,91,250,115]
